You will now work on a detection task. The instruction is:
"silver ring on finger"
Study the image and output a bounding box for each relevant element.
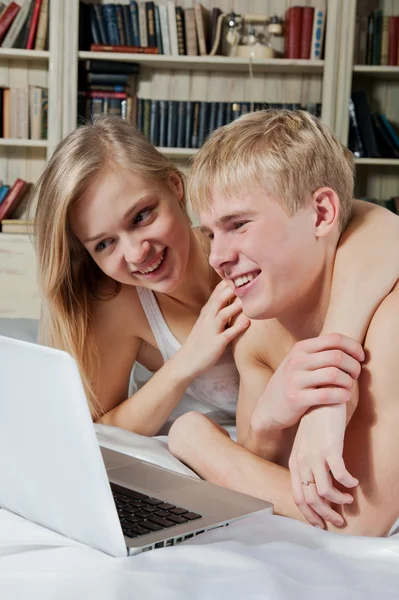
[301,479,316,486]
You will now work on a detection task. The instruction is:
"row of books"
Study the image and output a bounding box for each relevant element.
[284,6,326,60]
[349,90,399,159]
[0,85,48,140]
[78,58,139,124]
[0,177,31,224]
[354,11,399,66]
[134,99,322,149]
[81,0,222,57]
[0,0,48,50]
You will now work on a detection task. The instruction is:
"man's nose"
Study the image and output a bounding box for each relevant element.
[209,236,237,271]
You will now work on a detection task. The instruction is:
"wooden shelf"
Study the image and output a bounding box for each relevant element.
[0,49,49,61]
[353,65,399,79]
[0,139,48,148]
[79,52,325,74]
[355,158,399,166]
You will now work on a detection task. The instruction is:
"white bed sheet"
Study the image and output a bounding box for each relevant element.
[1,508,399,600]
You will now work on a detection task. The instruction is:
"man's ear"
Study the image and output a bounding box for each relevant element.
[311,187,340,238]
[168,173,185,203]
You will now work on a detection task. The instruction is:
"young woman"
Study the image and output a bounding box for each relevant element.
[32,115,399,446]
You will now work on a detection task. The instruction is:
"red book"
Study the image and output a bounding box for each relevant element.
[300,6,314,59]
[388,16,398,66]
[0,2,20,43]
[0,179,29,222]
[90,44,159,55]
[287,6,303,59]
[26,0,43,50]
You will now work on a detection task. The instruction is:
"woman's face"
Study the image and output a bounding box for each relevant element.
[69,167,191,293]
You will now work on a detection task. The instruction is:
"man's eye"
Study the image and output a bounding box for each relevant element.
[95,239,112,252]
[133,208,152,225]
[234,222,247,230]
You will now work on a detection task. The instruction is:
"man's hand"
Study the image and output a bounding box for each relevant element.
[250,333,364,435]
[289,403,359,529]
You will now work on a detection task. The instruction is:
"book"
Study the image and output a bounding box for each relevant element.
[145,1,156,48]
[388,16,398,66]
[167,0,178,56]
[138,1,147,47]
[380,15,389,66]
[153,4,162,54]
[300,6,314,59]
[371,113,399,158]
[2,0,32,48]
[92,4,108,46]
[158,3,170,55]
[175,6,185,56]
[34,0,47,50]
[103,3,120,46]
[122,4,133,47]
[129,0,140,47]
[85,73,131,86]
[0,1,21,44]
[90,44,158,54]
[0,178,30,221]
[29,85,44,139]
[115,4,126,46]
[371,9,382,66]
[351,90,379,157]
[310,8,325,60]
[26,0,42,50]
[379,114,399,151]
[0,184,9,204]
[348,98,364,158]
[210,7,222,55]
[83,60,139,75]
[285,6,302,59]
[194,2,210,56]
[184,8,197,56]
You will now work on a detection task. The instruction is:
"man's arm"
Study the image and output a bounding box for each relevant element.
[333,285,399,536]
[233,321,288,463]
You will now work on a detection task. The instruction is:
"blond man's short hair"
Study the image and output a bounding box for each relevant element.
[188,109,354,231]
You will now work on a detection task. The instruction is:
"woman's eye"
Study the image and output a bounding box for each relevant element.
[95,239,112,252]
[133,208,153,225]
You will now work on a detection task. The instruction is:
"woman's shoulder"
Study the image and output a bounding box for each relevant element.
[91,281,147,338]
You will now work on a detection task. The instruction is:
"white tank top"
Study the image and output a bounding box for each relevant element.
[132,287,239,422]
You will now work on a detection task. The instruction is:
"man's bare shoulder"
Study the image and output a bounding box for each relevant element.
[233,317,282,368]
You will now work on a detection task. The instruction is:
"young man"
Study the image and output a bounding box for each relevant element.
[168,110,399,536]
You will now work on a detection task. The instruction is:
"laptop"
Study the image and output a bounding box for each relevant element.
[0,335,272,556]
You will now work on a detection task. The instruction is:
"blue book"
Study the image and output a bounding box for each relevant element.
[0,185,10,205]
[130,1,140,47]
[102,4,120,46]
[379,114,399,151]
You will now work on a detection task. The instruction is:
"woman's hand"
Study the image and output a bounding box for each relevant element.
[250,333,364,435]
[289,402,359,529]
[179,280,250,379]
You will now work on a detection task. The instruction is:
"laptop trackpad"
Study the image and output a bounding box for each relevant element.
[109,462,197,494]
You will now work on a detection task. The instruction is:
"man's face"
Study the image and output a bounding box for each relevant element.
[199,184,321,320]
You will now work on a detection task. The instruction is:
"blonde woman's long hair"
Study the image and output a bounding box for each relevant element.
[33,116,184,417]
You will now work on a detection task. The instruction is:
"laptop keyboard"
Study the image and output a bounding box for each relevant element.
[111,483,202,540]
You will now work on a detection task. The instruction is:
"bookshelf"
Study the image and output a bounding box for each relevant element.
[0,0,63,319]
[335,0,399,203]
[63,0,340,177]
